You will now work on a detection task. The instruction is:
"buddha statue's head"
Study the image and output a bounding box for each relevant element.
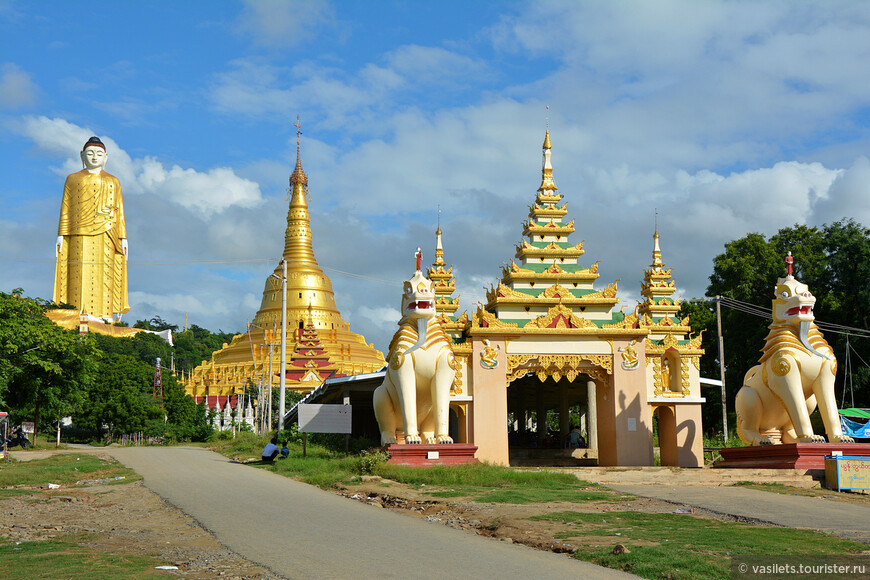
[81,136,107,171]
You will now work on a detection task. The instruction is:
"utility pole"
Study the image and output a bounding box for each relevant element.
[715,296,728,444]
[278,259,288,436]
[268,320,276,430]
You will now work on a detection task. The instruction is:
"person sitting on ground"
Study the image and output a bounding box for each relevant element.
[280,442,290,458]
[262,437,279,462]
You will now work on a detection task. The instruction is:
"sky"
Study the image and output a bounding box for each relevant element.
[2,0,870,354]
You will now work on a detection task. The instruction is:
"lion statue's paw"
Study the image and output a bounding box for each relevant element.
[832,434,855,443]
[436,434,454,444]
[405,434,422,444]
[799,434,827,443]
[380,432,398,445]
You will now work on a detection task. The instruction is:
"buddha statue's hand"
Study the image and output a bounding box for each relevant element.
[56,236,63,256]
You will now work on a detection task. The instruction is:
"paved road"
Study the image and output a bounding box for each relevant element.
[110,447,631,580]
[606,484,870,543]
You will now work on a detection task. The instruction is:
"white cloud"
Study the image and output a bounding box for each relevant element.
[237,0,335,48]
[812,157,870,226]
[0,63,37,108]
[14,116,263,219]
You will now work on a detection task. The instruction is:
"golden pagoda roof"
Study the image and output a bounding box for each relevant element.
[184,130,384,398]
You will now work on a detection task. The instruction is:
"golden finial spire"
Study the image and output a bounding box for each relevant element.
[651,213,664,269]
[539,106,556,192]
[282,115,316,266]
[543,105,551,149]
[290,115,308,187]
[434,209,445,265]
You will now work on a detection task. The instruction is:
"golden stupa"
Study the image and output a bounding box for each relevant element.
[185,138,385,403]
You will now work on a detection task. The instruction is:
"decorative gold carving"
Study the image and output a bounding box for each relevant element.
[505,353,613,384]
[772,351,792,376]
[390,351,405,370]
[480,339,500,369]
[681,357,691,396]
[620,340,639,370]
[448,352,464,395]
[541,283,572,299]
[472,308,519,329]
[487,282,529,302]
[524,304,598,329]
[603,310,639,330]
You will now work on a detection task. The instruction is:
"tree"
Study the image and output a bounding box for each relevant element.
[134,316,178,332]
[698,220,870,437]
[73,352,158,440]
[0,290,98,439]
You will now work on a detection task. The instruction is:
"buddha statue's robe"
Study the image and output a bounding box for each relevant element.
[53,169,129,317]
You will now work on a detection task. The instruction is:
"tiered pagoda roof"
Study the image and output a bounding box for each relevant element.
[283,307,347,392]
[638,230,690,335]
[637,230,703,397]
[472,126,628,334]
[426,226,469,341]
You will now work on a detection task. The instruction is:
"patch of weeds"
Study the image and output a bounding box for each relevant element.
[355,449,389,475]
[534,511,866,580]
[0,455,136,489]
[0,539,165,579]
[479,488,615,504]
[0,489,36,499]
[424,490,466,498]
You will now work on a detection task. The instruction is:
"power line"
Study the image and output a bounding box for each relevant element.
[711,295,870,339]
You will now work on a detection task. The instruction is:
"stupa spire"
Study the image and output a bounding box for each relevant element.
[283,117,316,266]
[539,106,557,193]
[427,221,466,339]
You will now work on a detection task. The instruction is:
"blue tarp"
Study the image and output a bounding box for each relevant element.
[840,415,870,439]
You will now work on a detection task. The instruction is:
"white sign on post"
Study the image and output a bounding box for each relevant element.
[21,422,35,434]
[298,404,352,434]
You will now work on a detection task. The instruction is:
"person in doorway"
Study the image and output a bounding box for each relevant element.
[262,437,279,462]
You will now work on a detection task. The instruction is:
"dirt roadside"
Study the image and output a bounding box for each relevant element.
[2,448,868,579]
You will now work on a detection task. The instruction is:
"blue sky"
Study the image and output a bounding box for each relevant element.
[2,0,870,352]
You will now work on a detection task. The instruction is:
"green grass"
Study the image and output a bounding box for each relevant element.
[0,536,165,579]
[0,454,139,491]
[534,510,867,580]
[374,463,625,504]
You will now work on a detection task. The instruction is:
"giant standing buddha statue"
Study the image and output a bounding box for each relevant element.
[53,136,129,320]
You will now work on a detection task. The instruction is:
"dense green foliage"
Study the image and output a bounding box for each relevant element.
[683,219,870,437]
[0,290,98,440]
[0,291,223,442]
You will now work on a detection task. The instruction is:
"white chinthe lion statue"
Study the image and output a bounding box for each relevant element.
[373,250,456,445]
[735,266,854,446]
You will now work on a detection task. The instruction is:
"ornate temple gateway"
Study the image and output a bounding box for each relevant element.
[183,144,385,408]
[427,126,705,466]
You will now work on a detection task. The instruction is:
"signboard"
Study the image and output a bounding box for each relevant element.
[21,422,34,434]
[825,455,870,491]
[298,404,352,434]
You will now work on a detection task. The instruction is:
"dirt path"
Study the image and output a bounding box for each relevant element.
[1,448,275,578]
